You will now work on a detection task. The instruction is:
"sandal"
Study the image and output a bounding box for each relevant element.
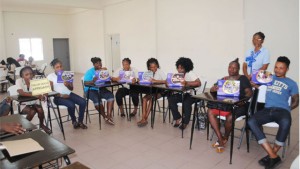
[216,146,225,153]
[138,121,148,127]
[211,141,220,148]
[120,113,126,117]
[106,118,115,125]
[129,112,137,117]
[40,125,52,135]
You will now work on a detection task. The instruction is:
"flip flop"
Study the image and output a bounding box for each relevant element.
[211,141,220,148]
[216,146,225,153]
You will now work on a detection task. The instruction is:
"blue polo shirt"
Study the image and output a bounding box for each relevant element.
[265,76,299,112]
[83,67,98,92]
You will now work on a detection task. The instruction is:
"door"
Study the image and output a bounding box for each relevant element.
[105,34,120,75]
[53,38,70,70]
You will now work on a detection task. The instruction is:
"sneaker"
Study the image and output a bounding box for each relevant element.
[73,121,80,129]
[258,155,270,166]
[265,156,281,169]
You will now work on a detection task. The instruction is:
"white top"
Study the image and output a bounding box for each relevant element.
[16,78,37,105]
[47,72,71,95]
[153,69,167,80]
[113,67,139,88]
[184,71,198,81]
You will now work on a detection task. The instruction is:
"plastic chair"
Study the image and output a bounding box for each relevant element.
[35,63,47,79]
[0,68,9,92]
[254,85,291,158]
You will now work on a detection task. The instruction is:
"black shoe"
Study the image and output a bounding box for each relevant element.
[265,156,281,169]
[120,113,125,117]
[258,155,270,166]
[73,121,80,129]
[129,113,136,117]
[179,123,187,130]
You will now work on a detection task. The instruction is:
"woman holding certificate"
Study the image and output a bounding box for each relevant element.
[47,59,87,129]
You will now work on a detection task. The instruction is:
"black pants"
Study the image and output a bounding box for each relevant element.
[115,88,139,107]
[168,93,194,124]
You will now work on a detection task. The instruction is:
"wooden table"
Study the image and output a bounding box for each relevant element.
[0,130,75,169]
[0,114,37,139]
[190,92,250,164]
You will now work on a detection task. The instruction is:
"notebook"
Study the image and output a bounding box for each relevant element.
[57,71,74,83]
[95,70,111,83]
[166,73,184,87]
[217,80,240,97]
[119,70,135,83]
[251,70,273,85]
[138,71,154,84]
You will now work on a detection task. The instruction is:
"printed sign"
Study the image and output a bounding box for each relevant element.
[30,78,52,96]
[217,80,240,97]
[57,71,74,83]
[252,70,273,85]
[166,73,184,87]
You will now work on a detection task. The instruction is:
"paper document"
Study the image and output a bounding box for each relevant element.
[0,138,44,157]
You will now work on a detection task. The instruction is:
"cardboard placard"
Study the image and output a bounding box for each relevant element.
[166,73,184,87]
[30,78,52,96]
[119,70,135,83]
[138,71,154,84]
[57,71,74,83]
[217,80,240,97]
[95,70,111,83]
[252,70,273,85]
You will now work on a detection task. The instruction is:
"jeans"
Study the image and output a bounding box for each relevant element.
[54,92,86,123]
[115,87,139,107]
[247,107,291,146]
[85,88,114,106]
[168,93,194,124]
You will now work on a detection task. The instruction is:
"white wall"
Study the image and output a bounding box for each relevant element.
[3,12,69,74]
[104,0,156,72]
[156,0,244,85]
[245,0,299,83]
[0,7,6,61]
[68,10,105,74]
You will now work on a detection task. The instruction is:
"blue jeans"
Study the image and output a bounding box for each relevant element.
[54,92,86,123]
[247,107,291,146]
[85,89,114,106]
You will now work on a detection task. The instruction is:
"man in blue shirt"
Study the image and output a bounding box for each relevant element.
[248,56,299,169]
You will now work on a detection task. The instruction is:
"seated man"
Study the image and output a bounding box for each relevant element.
[248,56,299,169]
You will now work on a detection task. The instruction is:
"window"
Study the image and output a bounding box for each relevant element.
[19,38,44,61]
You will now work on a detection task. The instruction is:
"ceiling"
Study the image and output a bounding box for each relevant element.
[0,0,130,14]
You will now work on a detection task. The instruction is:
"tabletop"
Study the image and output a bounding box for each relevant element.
[0,130,75,169]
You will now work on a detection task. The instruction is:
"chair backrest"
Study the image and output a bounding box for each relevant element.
[257,85,267,103]
[0,68,8,80]
[7,85,19,96]
[15,66,24,76]
[40,63,47,73]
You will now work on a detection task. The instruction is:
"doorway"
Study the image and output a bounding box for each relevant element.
[53,38,70,70]
[105,34,120,75]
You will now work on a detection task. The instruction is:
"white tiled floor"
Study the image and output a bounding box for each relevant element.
[1,74,298,169]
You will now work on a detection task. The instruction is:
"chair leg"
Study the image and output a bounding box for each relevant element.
[237,121,246,149]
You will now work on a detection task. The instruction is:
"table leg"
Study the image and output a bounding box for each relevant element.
[97,90,101,130]
[163,95,166,123]
[229,106,236,164]
[85,88,90,124]
[181,92,184,138]
[151,88,157,129]
[190,100,197,149]
[63,156,71,165]
[47,97,52,131]
[56,104,65,140]
[245,109,250,152]
[129,92,131,121]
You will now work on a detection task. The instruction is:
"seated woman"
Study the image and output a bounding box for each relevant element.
[16,66,51,134]
[168,57,201,130]
[137,58,166,127]
[47,59,87,129]
[208,58,252,153]
[111,58,139,117]
[84,57,115,125]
